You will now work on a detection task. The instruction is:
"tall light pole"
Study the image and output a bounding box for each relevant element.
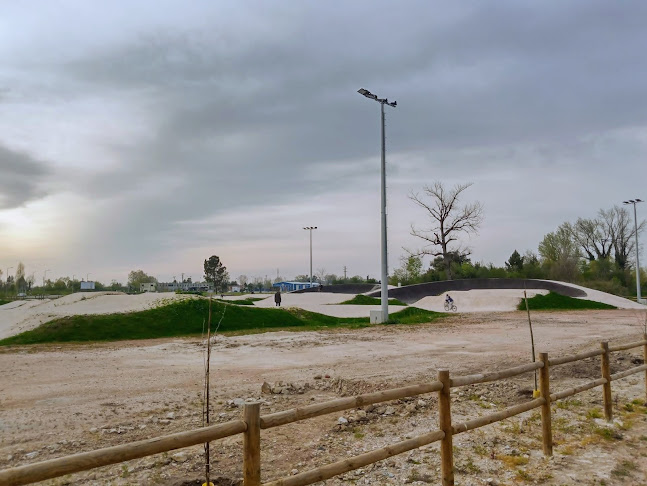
[5,266,13,295]
[358,88,397,323]
[623,199,644,304]
[303,227,317,286]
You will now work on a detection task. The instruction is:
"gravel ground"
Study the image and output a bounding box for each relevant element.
[1,309,646,485]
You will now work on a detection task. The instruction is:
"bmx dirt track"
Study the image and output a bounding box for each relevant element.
[1,309,647,485]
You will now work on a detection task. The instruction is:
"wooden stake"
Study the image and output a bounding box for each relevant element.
[600,341,613,422]
[538,353,552,456]
[205,298,213,486]
[643,333,647,403]
[243,402,261,486]
[438,369,454,486]
[523,288,538,392]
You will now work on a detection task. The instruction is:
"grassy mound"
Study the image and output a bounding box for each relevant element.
[339,294,408,306]
[0,299,444,346]
[219,297,265,306]
[387,307,444,324]
[0,299,12,306]
[518,292,616,311]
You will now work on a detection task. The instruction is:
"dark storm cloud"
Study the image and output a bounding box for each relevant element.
[4,0,647,278]
[0,145,51,209]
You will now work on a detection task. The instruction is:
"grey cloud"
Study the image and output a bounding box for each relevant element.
[0,145,51,209]
[4,1,647,279]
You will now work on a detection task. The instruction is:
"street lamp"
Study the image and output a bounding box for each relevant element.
[623,199,644,304]
[358,88,397,323]
[303,227,318,286]
[87,273,91,282]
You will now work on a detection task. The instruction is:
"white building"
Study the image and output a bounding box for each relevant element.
[80,281,95,291]
[140,282,157,292]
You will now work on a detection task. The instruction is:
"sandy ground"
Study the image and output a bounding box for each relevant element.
[1,309,647,485]
[253,292,408,317]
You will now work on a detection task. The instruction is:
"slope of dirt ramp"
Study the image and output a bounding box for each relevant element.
[293,283,380,294]
[369,278,587,304]
[414,289,549,313]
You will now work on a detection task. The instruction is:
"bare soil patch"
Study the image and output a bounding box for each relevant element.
[1,309,646,485]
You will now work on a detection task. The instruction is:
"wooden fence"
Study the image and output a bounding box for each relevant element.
[1,334,646,486]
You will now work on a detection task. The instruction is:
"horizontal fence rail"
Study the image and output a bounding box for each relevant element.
[550,378,607,402]
[609,339,647,352]
[450,361,543,387]
[1,333,645,486]
[0,420,247,486]
[452,398,545,435]
[263,430,446,486]
[260,382,442,429]
[548,348,603,367]
[610,364,647,382]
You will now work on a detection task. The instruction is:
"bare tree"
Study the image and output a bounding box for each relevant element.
[601,206,645,269]
[315,267,326,284]
[570,218,613,261]
[409,182,484,279]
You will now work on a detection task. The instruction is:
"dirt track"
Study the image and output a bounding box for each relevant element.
[1,309,646,485]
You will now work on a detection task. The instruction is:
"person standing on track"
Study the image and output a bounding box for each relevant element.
[274,290,282,307]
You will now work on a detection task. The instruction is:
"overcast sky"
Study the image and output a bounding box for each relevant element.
[1,0,647,285]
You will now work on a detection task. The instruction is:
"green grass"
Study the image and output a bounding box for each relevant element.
[218,297,265,306]
[387,306,443,324]
[0,299,12,306]
[339,294,408,306]
[0,299,444,346]
[518,291,616,311]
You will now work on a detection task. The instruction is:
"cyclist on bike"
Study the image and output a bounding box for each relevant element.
[445,294,454,305]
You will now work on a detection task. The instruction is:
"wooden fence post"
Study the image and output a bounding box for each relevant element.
[538,353,552,456]
[643,333,647,403]
[243,402,261,486]
[600,342,613,422]
[438,369,454,486]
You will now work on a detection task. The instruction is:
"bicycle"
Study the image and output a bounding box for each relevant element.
[443,301,457,312]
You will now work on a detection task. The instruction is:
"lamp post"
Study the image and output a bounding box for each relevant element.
[5,266,13,295]
[358,88,397,323]
[623,199,644,304]
[303,227,317,286]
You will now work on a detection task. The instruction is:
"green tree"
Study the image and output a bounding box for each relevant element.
[127,270,157,289]
[15,262,26,293]
[538,223,581,282]
[505,250,524,272]
[203,255,229,292]
[391,255,423,285]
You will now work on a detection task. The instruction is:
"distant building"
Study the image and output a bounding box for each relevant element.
[80,281,95,291]
[157,281,213,292]
[272,281,320,292]
[140,282,157,292]
[230,285,241,292]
